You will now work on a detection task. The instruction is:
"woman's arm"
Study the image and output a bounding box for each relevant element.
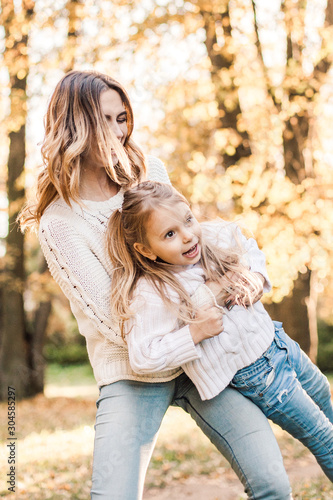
[145,155,171,185]
[231,224,271,292]
[39,212,124,344]
[203,222,271,307]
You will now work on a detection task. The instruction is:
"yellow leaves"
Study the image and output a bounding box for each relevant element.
[226,162,249,185]
[217,68,233,88]
[183,11,203,33]
[214,128,242,150]
[305,87,314,98]
[182,99,218,123]
[214,157,333,302]
[268,175,296,205]
[188,152,206,173]
[214,130,227,149]
[17,68,27,79]
[198,0,227,13]
[225,145,236,156]
[286,198,312,221]
[5,38,15,49]
[20,22,30,35]
[256,221,309,301]
[5,115,25,133]
[191,172,233,206]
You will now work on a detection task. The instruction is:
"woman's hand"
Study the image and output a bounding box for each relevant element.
[243,272,265,305]
[206,272,265,309]
[189,304,224,344]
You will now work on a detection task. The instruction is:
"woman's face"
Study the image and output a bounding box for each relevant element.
[100,89,128,166]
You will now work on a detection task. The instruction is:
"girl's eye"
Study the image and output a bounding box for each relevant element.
[117,118,126,123]
[165,231,175,239]
[185,216,193,224]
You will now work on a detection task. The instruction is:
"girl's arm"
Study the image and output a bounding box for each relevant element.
[126,282,223,374]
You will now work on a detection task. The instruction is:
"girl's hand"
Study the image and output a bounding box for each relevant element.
[189,304,224,344]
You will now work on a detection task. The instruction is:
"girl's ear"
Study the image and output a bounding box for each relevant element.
[133,242,157,261]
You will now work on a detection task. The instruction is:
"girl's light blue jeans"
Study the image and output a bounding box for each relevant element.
[91,373,291,499]
[231,322,333,481]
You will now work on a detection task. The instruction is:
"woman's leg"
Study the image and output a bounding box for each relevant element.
[173,374,292,500]
[91,379,174,500]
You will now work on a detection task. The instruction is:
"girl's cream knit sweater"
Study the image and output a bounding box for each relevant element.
[126,222,275,400]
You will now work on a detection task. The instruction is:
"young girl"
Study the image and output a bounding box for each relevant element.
[108,180,333,482]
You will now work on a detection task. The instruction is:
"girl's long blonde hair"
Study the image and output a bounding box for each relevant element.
[107,181,262,339]
[19,70,147,229]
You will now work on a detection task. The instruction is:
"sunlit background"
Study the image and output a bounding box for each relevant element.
[1,0,333,391]
[1,1,333,498]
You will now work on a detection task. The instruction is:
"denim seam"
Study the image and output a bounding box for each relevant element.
[178,396,255,498]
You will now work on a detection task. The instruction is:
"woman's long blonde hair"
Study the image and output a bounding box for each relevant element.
[107,181,262,339]
[19,70,147,229]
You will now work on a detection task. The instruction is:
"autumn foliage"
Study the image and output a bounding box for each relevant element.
[1,0,333,398]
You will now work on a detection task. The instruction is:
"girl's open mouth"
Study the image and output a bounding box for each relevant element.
[183,243,199,258]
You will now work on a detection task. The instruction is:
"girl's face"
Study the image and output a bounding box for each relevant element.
[135,201,202,266]
[100,89,128,166]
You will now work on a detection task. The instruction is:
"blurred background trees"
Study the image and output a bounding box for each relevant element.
[0,0,332,400]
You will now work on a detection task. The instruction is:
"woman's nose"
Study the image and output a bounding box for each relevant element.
[110,122,123,141]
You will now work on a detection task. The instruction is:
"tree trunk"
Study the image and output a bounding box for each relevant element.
[201,6,252,168]
[0,113,35,399]
[64,0,82,73]
[0,0,37,400]
[29,298,52,393]
[265,270,318,361]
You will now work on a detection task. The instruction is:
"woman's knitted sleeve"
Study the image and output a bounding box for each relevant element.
[145,155,171,184]
[202,221,272,292]
[232,224,271,292]
[39,210,124,345]
[126,281,200,374]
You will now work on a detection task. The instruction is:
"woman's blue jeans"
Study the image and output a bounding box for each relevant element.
[231,322,333,481]
[91,374,291,499]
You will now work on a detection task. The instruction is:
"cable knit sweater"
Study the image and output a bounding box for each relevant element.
[39,156,189,387]
[126,222,275,400]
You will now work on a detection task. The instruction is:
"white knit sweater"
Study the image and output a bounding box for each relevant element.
[39,156,186,387]
[126,222,275,400]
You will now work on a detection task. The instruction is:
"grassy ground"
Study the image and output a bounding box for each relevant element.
[0,364,332,499]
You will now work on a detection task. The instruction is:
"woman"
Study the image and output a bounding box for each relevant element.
[20,70,292,499]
